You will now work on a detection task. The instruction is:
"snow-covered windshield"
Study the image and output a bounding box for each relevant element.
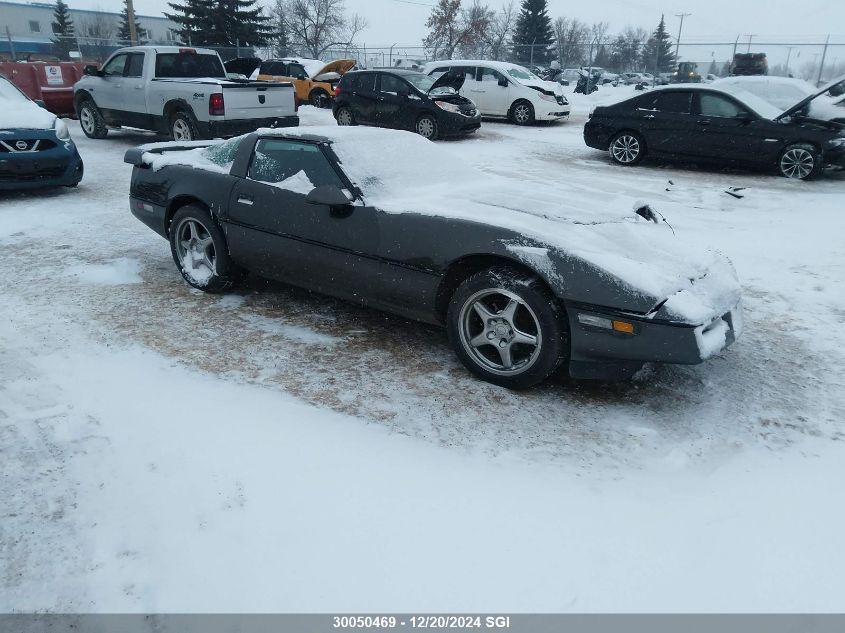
[506,66,540,81]
[404,74,437,92]
[0,77,27,102]
[731,90,784,120]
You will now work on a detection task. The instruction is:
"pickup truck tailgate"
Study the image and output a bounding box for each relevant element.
[221,81,295,118]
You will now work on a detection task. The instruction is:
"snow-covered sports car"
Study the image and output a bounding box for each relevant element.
[124,126,742,388]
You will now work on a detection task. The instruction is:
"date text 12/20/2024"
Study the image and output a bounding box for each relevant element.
[332,616,512,629]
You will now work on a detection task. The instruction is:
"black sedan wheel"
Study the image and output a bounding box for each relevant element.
[336,107,356,126]
[169,205,243,292]
[447,268,567,389]
[78,99,108,139]
[778,143,821,180]
[416,115,439,140]
[609,132,644,165]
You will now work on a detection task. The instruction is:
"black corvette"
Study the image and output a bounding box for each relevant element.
[124,127,742,388]
[584,81,845,179]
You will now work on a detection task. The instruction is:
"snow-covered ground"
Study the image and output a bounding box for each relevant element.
[2,87,845,612]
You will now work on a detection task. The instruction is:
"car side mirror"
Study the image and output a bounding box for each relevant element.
[498,78,509,87]
[306,184,353,207]
[735,112,754,123]
[83,64,101,77]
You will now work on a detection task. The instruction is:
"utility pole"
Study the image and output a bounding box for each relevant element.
[732,35,740,58]
[674,13,691,62]
[816,34,830,86]
[127,0,138,46]
[744,34,756,53]
[785,46,796,76]
[5,26,15,60]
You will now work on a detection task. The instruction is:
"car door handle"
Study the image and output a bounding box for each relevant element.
[698,119,711,125]
[643,114,655,119]
[237,196,254,206]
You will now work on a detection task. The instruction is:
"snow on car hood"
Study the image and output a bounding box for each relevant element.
[0,94,56,130]
[267,126,739,323]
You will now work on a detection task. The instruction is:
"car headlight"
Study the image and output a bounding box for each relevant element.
[435,100,460,113]
[538,92,556,102]
[828,137,845,148]
[54,118,71,140]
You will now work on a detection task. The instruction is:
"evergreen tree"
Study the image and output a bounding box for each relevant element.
[640,14,676,74]
[707,59,718,75]
[118,0,146,45]
[511,0,554,64]
[165,0,214,44]
[51,0,75,60]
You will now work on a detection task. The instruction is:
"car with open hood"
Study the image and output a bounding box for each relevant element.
[256,58,356,108]
[123,126,742,388]
[584,77,845,179]
[331,69,481,140]
[0,74,83,190]
[712,75,845,123]
[423,60,570,124]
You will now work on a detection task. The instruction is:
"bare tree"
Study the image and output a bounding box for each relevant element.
[553,16,589,68]
[423,0,492,60]
[276,0,367,59]
[609,26,648,72]
[486,2,515,61]
[78,9,118,62]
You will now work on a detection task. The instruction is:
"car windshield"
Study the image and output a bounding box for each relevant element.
[0,77,28,102]
[731,90,784,119]
[505,66,540,81]
[404,73,437,92]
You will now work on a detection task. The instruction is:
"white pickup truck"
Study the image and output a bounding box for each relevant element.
[73,46,298,141]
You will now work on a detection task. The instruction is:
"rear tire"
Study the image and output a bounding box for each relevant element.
[335,106,356,126]
[77,99,108,139]
[609,131,645,166]
[416,114,439,140]
[169,205,244,292]
[509,100,535,125]
[170,111,202,141]
[446,267,567,389]
[778,143,822,180]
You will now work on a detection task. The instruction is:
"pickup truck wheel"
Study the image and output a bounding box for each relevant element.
[170,111,200,141]
[78,100,108,139]
[169,205,244,292]
[447,267,567,389]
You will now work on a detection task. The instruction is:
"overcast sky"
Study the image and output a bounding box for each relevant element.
[67,0,845,67]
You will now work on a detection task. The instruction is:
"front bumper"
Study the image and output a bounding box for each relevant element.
[823,145,845,167]
[0,139,83,190]
[198,115,300,139]
[565,301,743,380]
[535,103,571,121]
[439,111,482,136]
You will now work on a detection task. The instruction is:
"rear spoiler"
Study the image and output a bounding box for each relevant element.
[124,143,215,166]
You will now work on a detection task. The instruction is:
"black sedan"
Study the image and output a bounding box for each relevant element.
[584,83,845,179]
[124,126,741,388]
[332,69,481,140]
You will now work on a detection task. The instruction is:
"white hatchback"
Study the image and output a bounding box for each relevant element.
[423,60,571,124]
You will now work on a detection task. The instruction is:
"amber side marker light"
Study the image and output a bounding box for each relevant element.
[612,320,635,334]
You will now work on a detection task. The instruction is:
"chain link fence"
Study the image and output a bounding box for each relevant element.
[3,33,844,85]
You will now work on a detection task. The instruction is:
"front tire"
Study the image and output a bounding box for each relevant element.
[416,114,439,140]
[170,111,201,141]
[169,205,243,292]
[509,100,535,125]
[609,131,645,165]
[77,99,108,139]
[446,267,567,389]
[310,88,330,108]
[778,143,821,180]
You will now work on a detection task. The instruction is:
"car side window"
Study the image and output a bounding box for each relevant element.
[380,74,409,96]
[654,91,692,114]
[453,66,477,81]
[248,139,345,191]
[125,53,144,78]
[699,93,746,118]
[289,63,307,79]
[262,61,288,76]
[102,54,127,77]
[480,68,505,83]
